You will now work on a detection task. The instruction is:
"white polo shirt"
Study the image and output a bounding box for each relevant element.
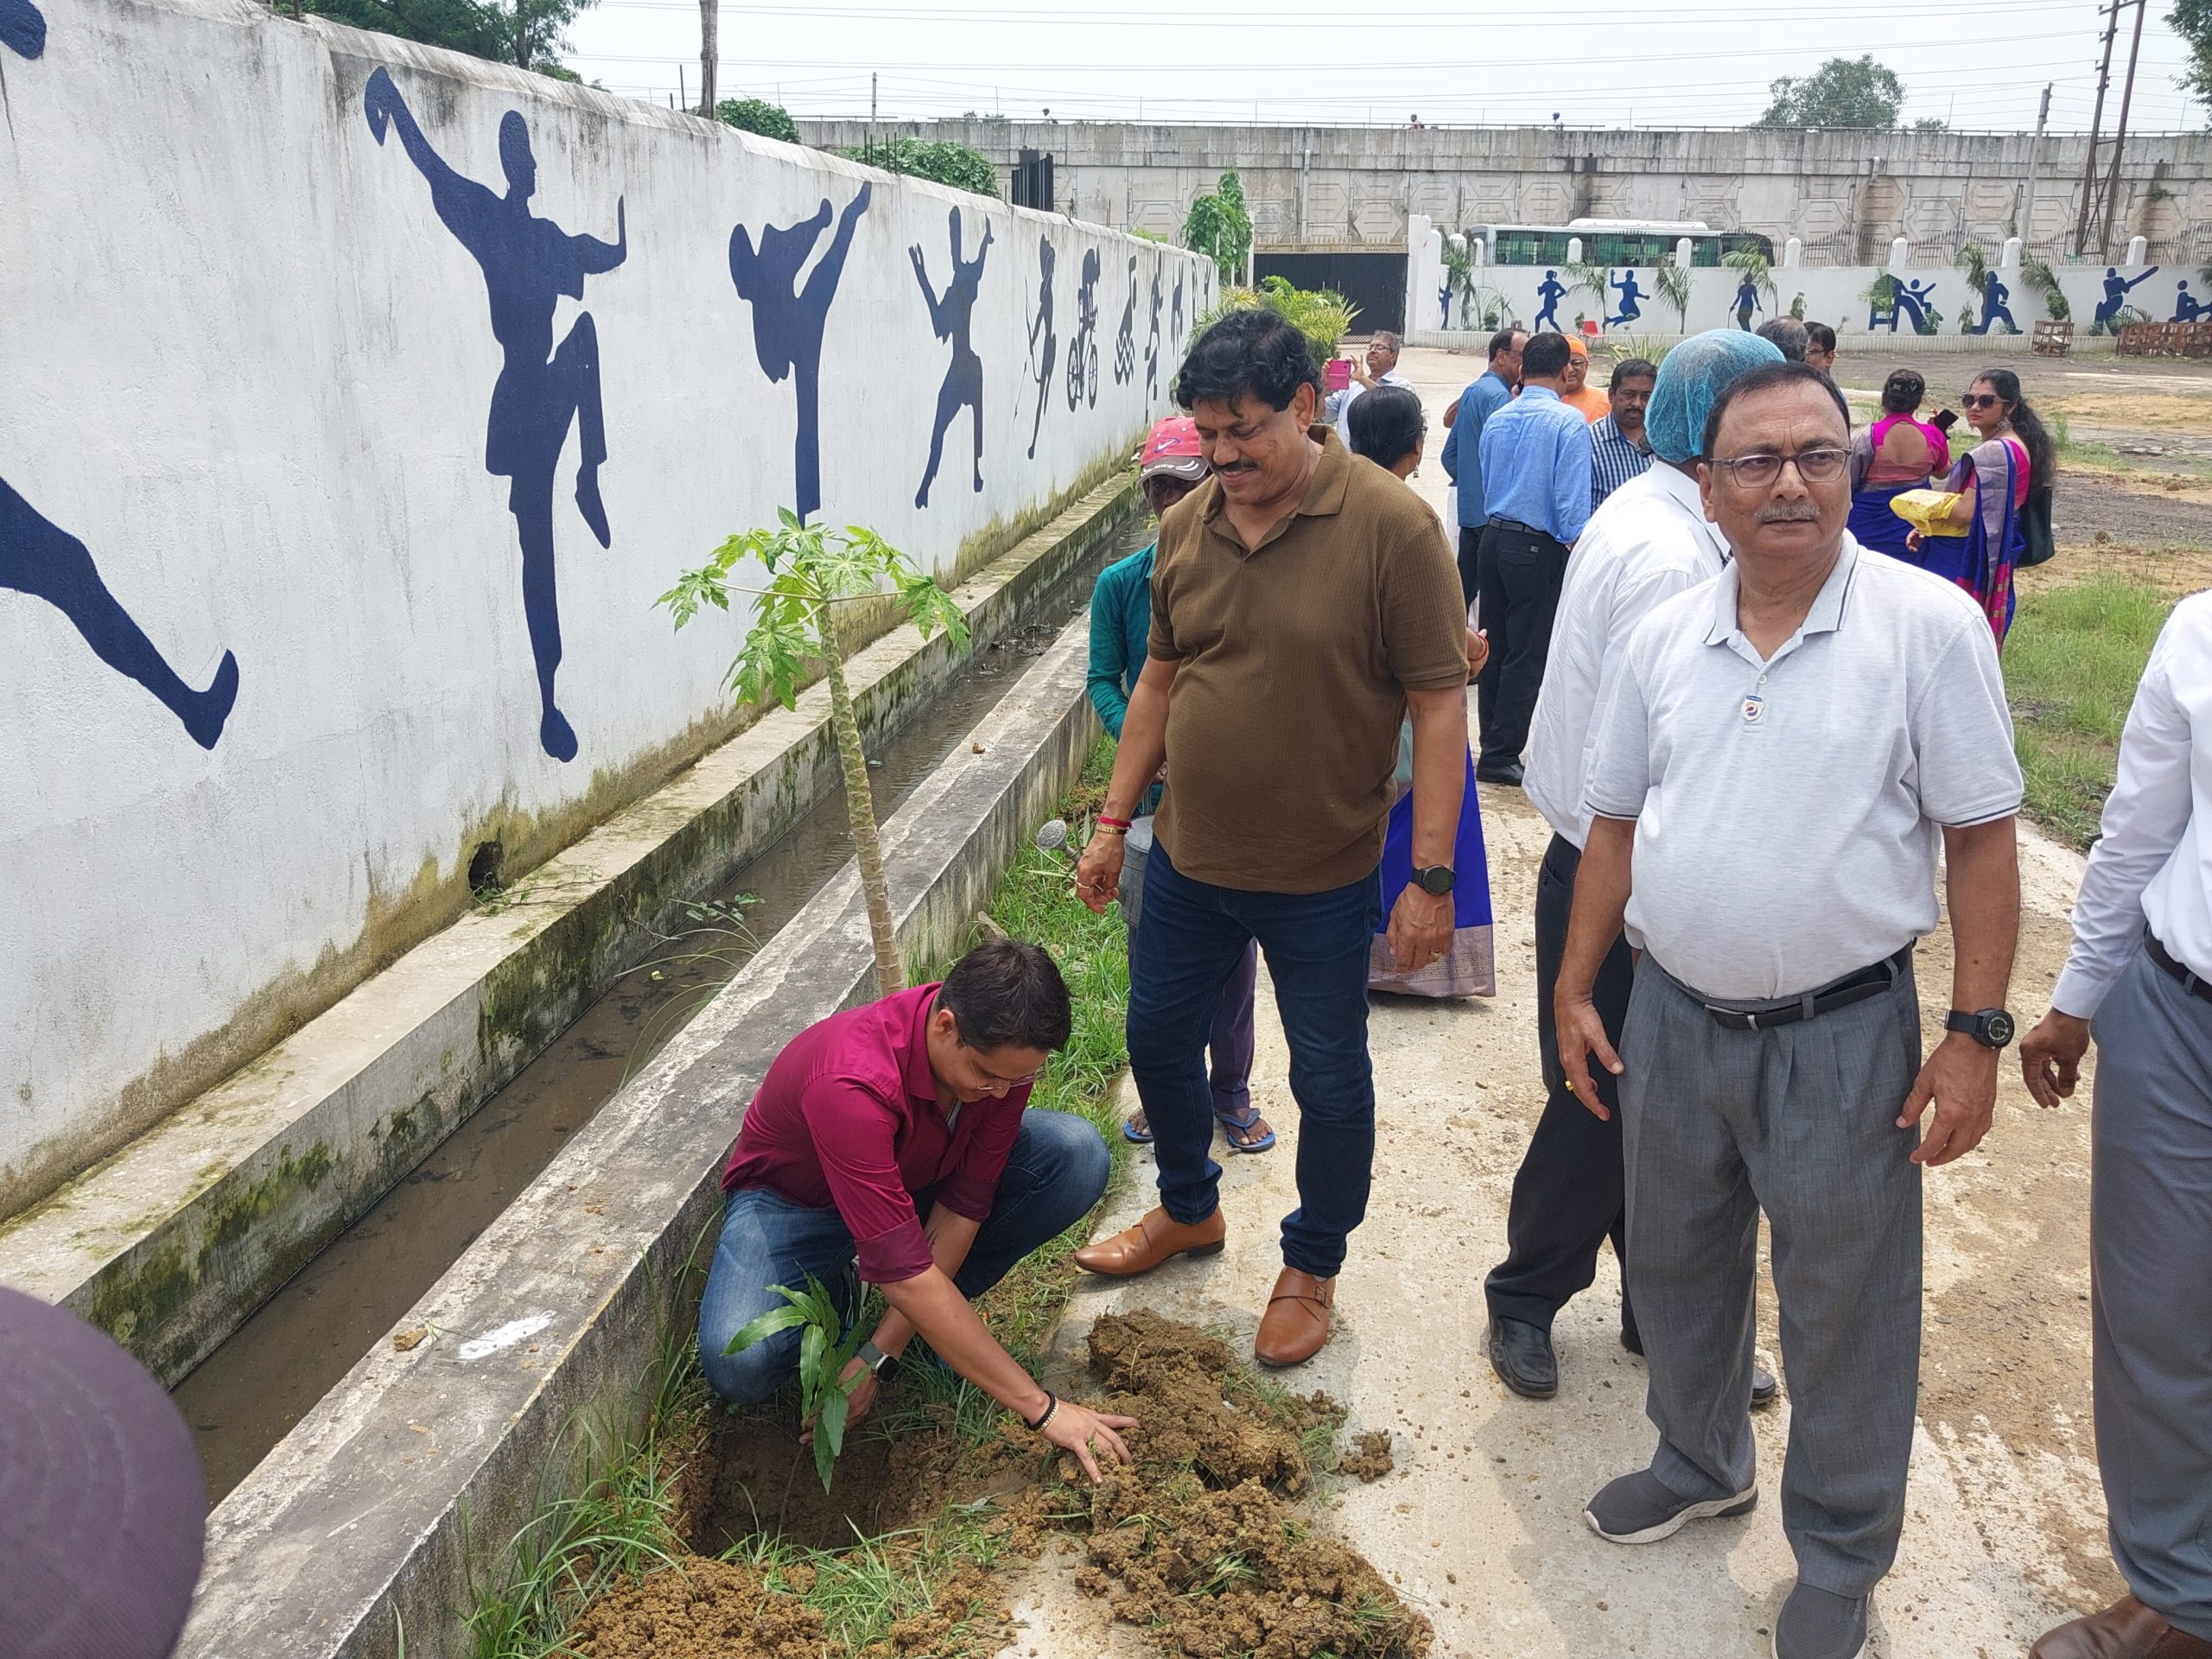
[1524,464,1730,849]
[1584,536,2024,1000]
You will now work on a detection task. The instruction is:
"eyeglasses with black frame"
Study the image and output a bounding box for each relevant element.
[1713,447,1852,489]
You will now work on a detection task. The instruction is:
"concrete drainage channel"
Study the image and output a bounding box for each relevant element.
[181,590,1107,1659]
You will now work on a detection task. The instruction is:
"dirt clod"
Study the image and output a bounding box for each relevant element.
[1339,1431,1395,1483]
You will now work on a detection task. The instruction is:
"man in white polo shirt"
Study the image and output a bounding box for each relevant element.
[1557,361,2024,1659]
[1487,329,1783,1405]
[2018,593,2212,1659]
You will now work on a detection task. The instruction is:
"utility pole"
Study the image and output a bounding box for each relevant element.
[2017,82,2051,245]
[868,72,876,164]
[697,0,716,117]
[2097,0,2149,256]
[2075,0,2120,255]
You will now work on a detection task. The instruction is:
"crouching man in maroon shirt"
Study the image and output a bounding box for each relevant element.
[698,938,1135,1478]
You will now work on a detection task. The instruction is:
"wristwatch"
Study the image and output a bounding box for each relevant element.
[856,1340,894,1378]
[1945,1007,2017,1050]
[1412,864,1456,896]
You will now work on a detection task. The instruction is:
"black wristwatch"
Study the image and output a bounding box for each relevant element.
[1412,864,1456,896]
[856,1340,894,1378]
[1945,1007,2016,1050]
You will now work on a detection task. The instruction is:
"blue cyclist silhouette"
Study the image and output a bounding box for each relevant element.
[1966,270,2020,335]
[1024,237,1058,461]
[1608,268,1643,328]
[2176,279,2208,323]
[728,183,871,524]
[1143,262,1164,397]
[2094,265,2159,333]
[1112,255,1138,385]
[2,0,238,749]
[912,207,993,509]
[365,67,626,764]
[1733,276,1763,330]
[1533,269,1567,333]
[1066,247,1101,410]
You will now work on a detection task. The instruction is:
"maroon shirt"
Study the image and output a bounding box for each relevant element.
[719,982,1031,1284]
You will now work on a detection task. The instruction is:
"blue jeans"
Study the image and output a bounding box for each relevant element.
[697,1108,1109,1403]
[1123,821,1260,1120]
[1127,840,1381,1278]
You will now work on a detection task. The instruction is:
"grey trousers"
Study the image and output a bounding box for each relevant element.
[2091,946,2212,1642]
[1621,954,1923,1598]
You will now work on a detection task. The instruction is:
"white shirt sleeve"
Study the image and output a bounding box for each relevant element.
[2050,620,2196,1019]
[1908,613,2025,828]
[1583,638,1655,822]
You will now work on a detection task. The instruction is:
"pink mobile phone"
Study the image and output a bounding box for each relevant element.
[1325,359,1351,391]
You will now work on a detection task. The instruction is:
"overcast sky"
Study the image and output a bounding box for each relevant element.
[563,0,2202,135]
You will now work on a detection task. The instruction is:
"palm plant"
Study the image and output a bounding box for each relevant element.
[1439,236,1474,327]
[2022,256,2070,321]
[1654,261,1694,331]
[661,513,969,997]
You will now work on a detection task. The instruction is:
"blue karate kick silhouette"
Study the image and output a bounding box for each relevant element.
[1,0,238,749]
[729,184,871,524]
[1533,270,1567,333]
[912,207,992,509]
[1608,268,1643,328]
[365,66,626,763]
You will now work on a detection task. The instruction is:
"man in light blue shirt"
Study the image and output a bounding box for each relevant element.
[1440,327,1525,601]
[1471,331,1593,784]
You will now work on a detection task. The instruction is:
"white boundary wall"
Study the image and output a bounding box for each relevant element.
[0,0,1211,1215]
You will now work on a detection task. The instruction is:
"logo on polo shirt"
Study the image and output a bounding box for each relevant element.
[1741,692,1765,725]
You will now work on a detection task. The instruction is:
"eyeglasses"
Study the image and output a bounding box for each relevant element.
[1961,393,2002,410]
[1714,447,1850,488]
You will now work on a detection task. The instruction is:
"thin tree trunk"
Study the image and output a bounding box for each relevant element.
[697,0,716,115]
[821,635,903,998]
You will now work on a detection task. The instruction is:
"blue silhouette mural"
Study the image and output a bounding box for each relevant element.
[1733,276,1763,330]
[912,207,992,509]
[1533,270,1567,333]
[3,479,241,749]
[1867,276,1936,333]
[1,0,45,57]
[728,183,871,524]
[2176,279,2208,323]
[1066,247,1101,410]
[2094,265,2158,333]
[1024,237,1058,461]
[1112,255,1138,385]
[1607,268,1643,328]
[1172,268,1185,343]
[364,67,626,763]
[1439,276,1452,329]
[1965,271,2020,335]
[1143,262,1164,397]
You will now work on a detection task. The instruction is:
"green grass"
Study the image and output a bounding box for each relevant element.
[2007,573,2178,848]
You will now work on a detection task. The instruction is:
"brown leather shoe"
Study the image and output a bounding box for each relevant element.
[2031,1595,2212,1659]
[1071,1205,1226,1276]
[1253,1268,1336,1369]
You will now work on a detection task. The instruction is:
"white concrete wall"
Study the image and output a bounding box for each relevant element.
[0,0,1211,1215]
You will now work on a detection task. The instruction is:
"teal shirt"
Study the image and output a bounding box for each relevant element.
[1086,542,1163,814]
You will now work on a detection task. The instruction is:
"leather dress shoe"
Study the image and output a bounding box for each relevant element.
[1254,1268,1335,1368]
[1620,1326,1781,1409]
[1071,1205,1225,1276]
[1475,760,1526,787]
[1487,1317,1558,1399]
[2031,1595,2212,1659]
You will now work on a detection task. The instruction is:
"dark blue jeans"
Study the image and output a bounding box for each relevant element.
[1127,840,1381,1278]
[696,1108,1109,1403]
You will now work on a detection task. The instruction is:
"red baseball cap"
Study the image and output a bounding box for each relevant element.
[1139,416,1207,483]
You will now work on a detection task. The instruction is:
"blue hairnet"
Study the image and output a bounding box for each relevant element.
[1645,329,1787,465]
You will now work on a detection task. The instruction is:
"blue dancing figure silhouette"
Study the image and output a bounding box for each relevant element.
[1112,255,1138,385]
[2093,265,2159,333]
[364,67,626,763]
[1024,237,1058,461]
[3,477,241,749]
[1607,268,1643,328]
[728,183,871,524]
[1143,263,1164,397]
[1734,276,1763,330]
[1534,269,1567,333]
[1966,270,2020,335]
[1,0,45,56]
[912,207,993,509]
[1065,248,1101,410]
[2175,279,2208,324]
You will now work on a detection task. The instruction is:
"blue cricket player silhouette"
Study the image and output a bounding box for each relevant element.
[0,0,44,54]
[2094,265,2158,332]
[364,67,626,763]
[728,183,871,524]
[1608,268,1643,328]
[1534,269,1567,333]
[2176,279,2208,324]
[912,207,993,508]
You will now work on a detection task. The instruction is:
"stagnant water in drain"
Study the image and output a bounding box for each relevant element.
[174,523,1141,1501]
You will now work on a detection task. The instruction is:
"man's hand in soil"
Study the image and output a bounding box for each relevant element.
[1039,1399,1137,1484]
[2019,1008,2091,1109]
[800,1360,879,1446]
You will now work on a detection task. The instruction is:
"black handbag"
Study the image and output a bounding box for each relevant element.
[2018,488,2056,569]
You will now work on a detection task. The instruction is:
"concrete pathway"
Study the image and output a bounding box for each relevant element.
[998,346,2113,1658]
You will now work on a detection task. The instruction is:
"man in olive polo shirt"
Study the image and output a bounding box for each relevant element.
[1071,307,1470,1369]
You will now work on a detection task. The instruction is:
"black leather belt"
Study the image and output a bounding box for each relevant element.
[2149,937,2212,1005]
[1486,516,1548,537]
[1700,949,1911,1033]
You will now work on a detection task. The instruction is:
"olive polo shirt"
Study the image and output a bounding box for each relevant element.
[1147,425,1468,894]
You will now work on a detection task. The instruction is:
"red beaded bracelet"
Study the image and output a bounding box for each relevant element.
[1097,814,1133,830]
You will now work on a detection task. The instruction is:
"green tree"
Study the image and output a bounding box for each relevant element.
[1753,54,1908,129]
[842,137,998,198]
[2178,0,2212,112]
[1198,275,1358,366]
[661,514,969,996]
[1654,261,1694,330]
[296,0,594,76]
[715,97,799,143]
[1182,170,1254,285]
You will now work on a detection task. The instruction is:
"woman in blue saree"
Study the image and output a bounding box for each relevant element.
[1848,368,1951,563]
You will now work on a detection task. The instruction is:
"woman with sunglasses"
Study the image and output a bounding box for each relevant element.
[1906,369,2057,645]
